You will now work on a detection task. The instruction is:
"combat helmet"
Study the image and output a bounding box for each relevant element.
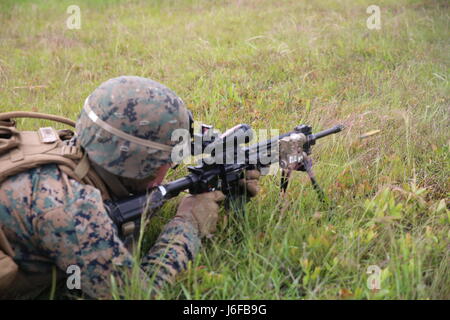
[76,76,190,179]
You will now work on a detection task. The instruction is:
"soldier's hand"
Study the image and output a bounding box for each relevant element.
[175,191,226,238]
[238,170,261,198]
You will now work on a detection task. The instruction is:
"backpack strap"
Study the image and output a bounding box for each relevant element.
[0,111,76,127]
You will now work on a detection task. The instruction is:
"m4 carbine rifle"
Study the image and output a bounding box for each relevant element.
[104,123,344,238]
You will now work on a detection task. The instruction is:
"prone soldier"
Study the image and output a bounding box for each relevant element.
[0,76,260,299]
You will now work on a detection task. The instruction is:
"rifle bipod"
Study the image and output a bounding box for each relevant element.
[279,154,330,206]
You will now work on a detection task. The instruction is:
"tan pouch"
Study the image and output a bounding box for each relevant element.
[0,250,18,291]
[0,227,18,292]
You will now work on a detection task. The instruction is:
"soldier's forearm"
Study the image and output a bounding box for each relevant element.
[140,217,201,291]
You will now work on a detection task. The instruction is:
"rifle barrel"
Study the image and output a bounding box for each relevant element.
[311,124,344,140]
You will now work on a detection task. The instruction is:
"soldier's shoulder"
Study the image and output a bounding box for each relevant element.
[0,163,61,197]
[1,163,102,213]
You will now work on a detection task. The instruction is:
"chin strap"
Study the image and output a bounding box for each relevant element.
[90,162,130,199]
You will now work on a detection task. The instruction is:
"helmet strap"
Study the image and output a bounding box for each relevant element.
[90,162,131,200]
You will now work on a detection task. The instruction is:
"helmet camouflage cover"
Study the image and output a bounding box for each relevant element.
[76,76,190,179]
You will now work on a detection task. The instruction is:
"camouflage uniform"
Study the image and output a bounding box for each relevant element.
[0,76,200,299]
[0,163,201,299]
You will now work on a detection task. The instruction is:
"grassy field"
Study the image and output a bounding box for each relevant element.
[0,0,449,299]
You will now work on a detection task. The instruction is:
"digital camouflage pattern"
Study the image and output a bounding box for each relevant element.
[0,76,205,298]
[76,76,190,179]
[0,163,201,299]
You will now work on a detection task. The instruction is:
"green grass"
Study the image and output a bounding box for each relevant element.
[1,0,449,299]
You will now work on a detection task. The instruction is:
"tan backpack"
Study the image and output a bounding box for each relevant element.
[0,111,111,196]
[0,111,113,297]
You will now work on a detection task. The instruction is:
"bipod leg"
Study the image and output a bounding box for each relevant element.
[302,155,329,206]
